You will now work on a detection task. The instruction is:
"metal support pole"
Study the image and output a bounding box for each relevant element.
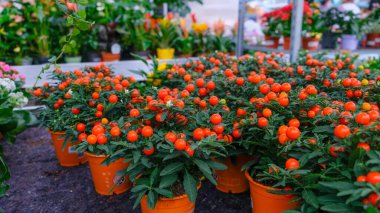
[289,0,303,63]
[163,3,168,16]
[236,0,245,57]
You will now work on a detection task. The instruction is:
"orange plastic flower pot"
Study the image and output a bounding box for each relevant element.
[140,183,201,213]
[264,35,279,49]
[50,131,81,167]
[101,52,120,62]
[214,155,253,193]
[245,170,300,213]
[302,37,320,51]
[283,37,291,50]
[84,152,131,195]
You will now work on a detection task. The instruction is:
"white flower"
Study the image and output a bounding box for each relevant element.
[0,78,16,93]
[8,92,28,107]
[68,89,73,95]
[166,100,173,107]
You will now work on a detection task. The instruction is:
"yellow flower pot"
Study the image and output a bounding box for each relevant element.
[157,48,175,60]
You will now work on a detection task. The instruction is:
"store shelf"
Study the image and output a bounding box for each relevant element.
[16,58,195,88]
[246,45,380,60]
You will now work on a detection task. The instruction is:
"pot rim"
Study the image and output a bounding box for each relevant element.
[84,151,108,158]
[157,48,175,51]
[101,51,120,56]
[48,130,65,135]
[245,169,279,191]
[145,182,202,201]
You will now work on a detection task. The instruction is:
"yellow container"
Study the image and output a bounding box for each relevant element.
[157,48,175,60]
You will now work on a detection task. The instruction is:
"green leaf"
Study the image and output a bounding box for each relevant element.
[150,167,159,186]
[193,159,212,174]
[77,10,86,19]
[159,174,178,188]
[147,190,157,209]
[319,181,355,191]
[153,188,173,198]
[320,203,353,212]
[131,185,149,193]
[207,160,228,170]
[160,162,184,176]
[77,0,88,5]
[183,170,197,203]
[0,108,12,124]
[133,150,141,163]
[133,192,146,209]
[302,190,319,209]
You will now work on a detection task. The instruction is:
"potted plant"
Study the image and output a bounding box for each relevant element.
[363,8,380,48]
[63,65,137,195]
[0,62,36,197]
[33,4,52,64]
[275,4,292,50]
[190,14,212,56]
[320,8,340,49]
[63,38,83,63]
[33,69,84,167]
[0,2,33,65]
[261,15,282,49]
[363,22,380,48]
[302,3,324,50]
[83,27,101,62]
[154,17,179,59]
[211,19,236,55]
[87,1,123,62]
[175,18,194,57]
[338,11,362,51]
[120,20,152,58]
[109,87,227,212]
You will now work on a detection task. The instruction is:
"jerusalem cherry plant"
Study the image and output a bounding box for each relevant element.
[107,87,229,209]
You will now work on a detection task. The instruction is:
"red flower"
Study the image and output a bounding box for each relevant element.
[167,12,174,20]
[191,13,197,23]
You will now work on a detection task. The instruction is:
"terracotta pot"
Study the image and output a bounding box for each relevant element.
[264,35,279,49]
[376,34,380,47]
[178,53,192,58]
[283,37,291,50]
[156,48,175,60]
[49,131,81,167]
[214,155,252,193]
[302,37,320,51]
[84,152,130,195]
[367,33,380,48]
[101,52,120,62]
[140,183,201,213]
[245,170,300,213]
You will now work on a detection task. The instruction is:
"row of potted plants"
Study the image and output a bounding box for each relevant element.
[31,49,380,212]
[262,2,380,51]
[0,0,235,65]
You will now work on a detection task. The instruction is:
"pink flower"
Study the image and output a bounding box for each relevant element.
[3,64,10,72]
[22,0,36,5]
[19,75,26,80]
[10,15,24,23]
[66,0,78,12]
[191,13,197,23]
[213,19,225,36]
